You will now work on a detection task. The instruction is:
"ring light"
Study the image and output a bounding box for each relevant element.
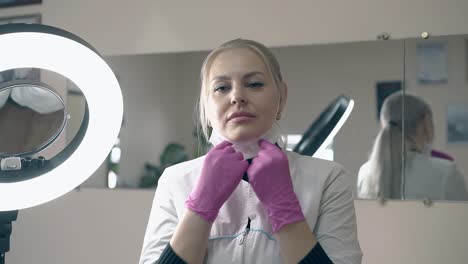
[0,23,123,211]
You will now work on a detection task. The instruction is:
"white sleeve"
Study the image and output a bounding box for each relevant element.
[139,168,179,264]
[443,164,468,201]
[314,165,363,264]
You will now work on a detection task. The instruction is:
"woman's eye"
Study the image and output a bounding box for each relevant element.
[247,82,264,88]
[214,85,229,92]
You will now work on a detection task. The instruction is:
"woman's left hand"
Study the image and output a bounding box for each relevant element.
[247,139,305,233]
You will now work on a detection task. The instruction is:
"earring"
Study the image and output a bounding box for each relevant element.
[276,112,281,120]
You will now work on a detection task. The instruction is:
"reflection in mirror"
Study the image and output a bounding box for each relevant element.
[357,92,467,201]
[357,92,404,200]
[402,94,467,201]
[265,40,405,197]
[72,39,406,189]
[0,77,65,157]
[293,95,354,157]
[358,34,468,202]
[401,34,468,201]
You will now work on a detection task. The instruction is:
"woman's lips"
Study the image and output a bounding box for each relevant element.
[228,112,256,122]
[229,116,256,122]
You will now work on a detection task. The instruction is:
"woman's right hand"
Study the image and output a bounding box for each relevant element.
[185,141,248,222]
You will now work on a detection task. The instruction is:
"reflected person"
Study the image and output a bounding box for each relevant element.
[139,39,362,264]
[357,92,468,201]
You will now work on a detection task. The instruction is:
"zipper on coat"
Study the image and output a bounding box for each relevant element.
[239,217,251,245]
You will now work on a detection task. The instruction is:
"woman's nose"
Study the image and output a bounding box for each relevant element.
[231,96,247,105]
[230,86,247,105]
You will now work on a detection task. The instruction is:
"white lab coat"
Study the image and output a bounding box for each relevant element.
[140,150,362,264]
[357,152,468,201]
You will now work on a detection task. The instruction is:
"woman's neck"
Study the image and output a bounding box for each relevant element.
[208,124,283,159]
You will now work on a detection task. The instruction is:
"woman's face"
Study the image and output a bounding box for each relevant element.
[206,48,286,142]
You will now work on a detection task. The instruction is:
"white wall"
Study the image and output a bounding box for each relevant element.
[1,0,468,55]
[6,189,468,264]
[356,199,468,264]
[8,189,154,264]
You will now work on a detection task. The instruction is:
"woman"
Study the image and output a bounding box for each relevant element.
[357,92,467,200]
[140,39,362,264]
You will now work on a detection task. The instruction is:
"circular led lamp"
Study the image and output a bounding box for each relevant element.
[0,24,123,211]
[293,95,354,157]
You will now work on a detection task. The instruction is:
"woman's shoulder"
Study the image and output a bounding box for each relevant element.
[412,152,456,171]
[159,155,206,184]
[287,150,345,171]
[286,150,349,185]
[428,155,456,168]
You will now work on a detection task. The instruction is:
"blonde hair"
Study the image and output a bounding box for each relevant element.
[358,92,433,199]
[195,38,285,142]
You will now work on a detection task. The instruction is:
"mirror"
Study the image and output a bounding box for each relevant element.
[72,39,407,192]
[0,71,66,157]
[357,34,468,201]
[401,34,468,201]
[293,95,354,156]
[68,33,468,203]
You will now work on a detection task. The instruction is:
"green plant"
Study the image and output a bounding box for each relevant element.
[139,142,189,188]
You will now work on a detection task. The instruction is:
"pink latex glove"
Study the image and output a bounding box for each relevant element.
[185,141,248,222]
[247,139,305,232]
